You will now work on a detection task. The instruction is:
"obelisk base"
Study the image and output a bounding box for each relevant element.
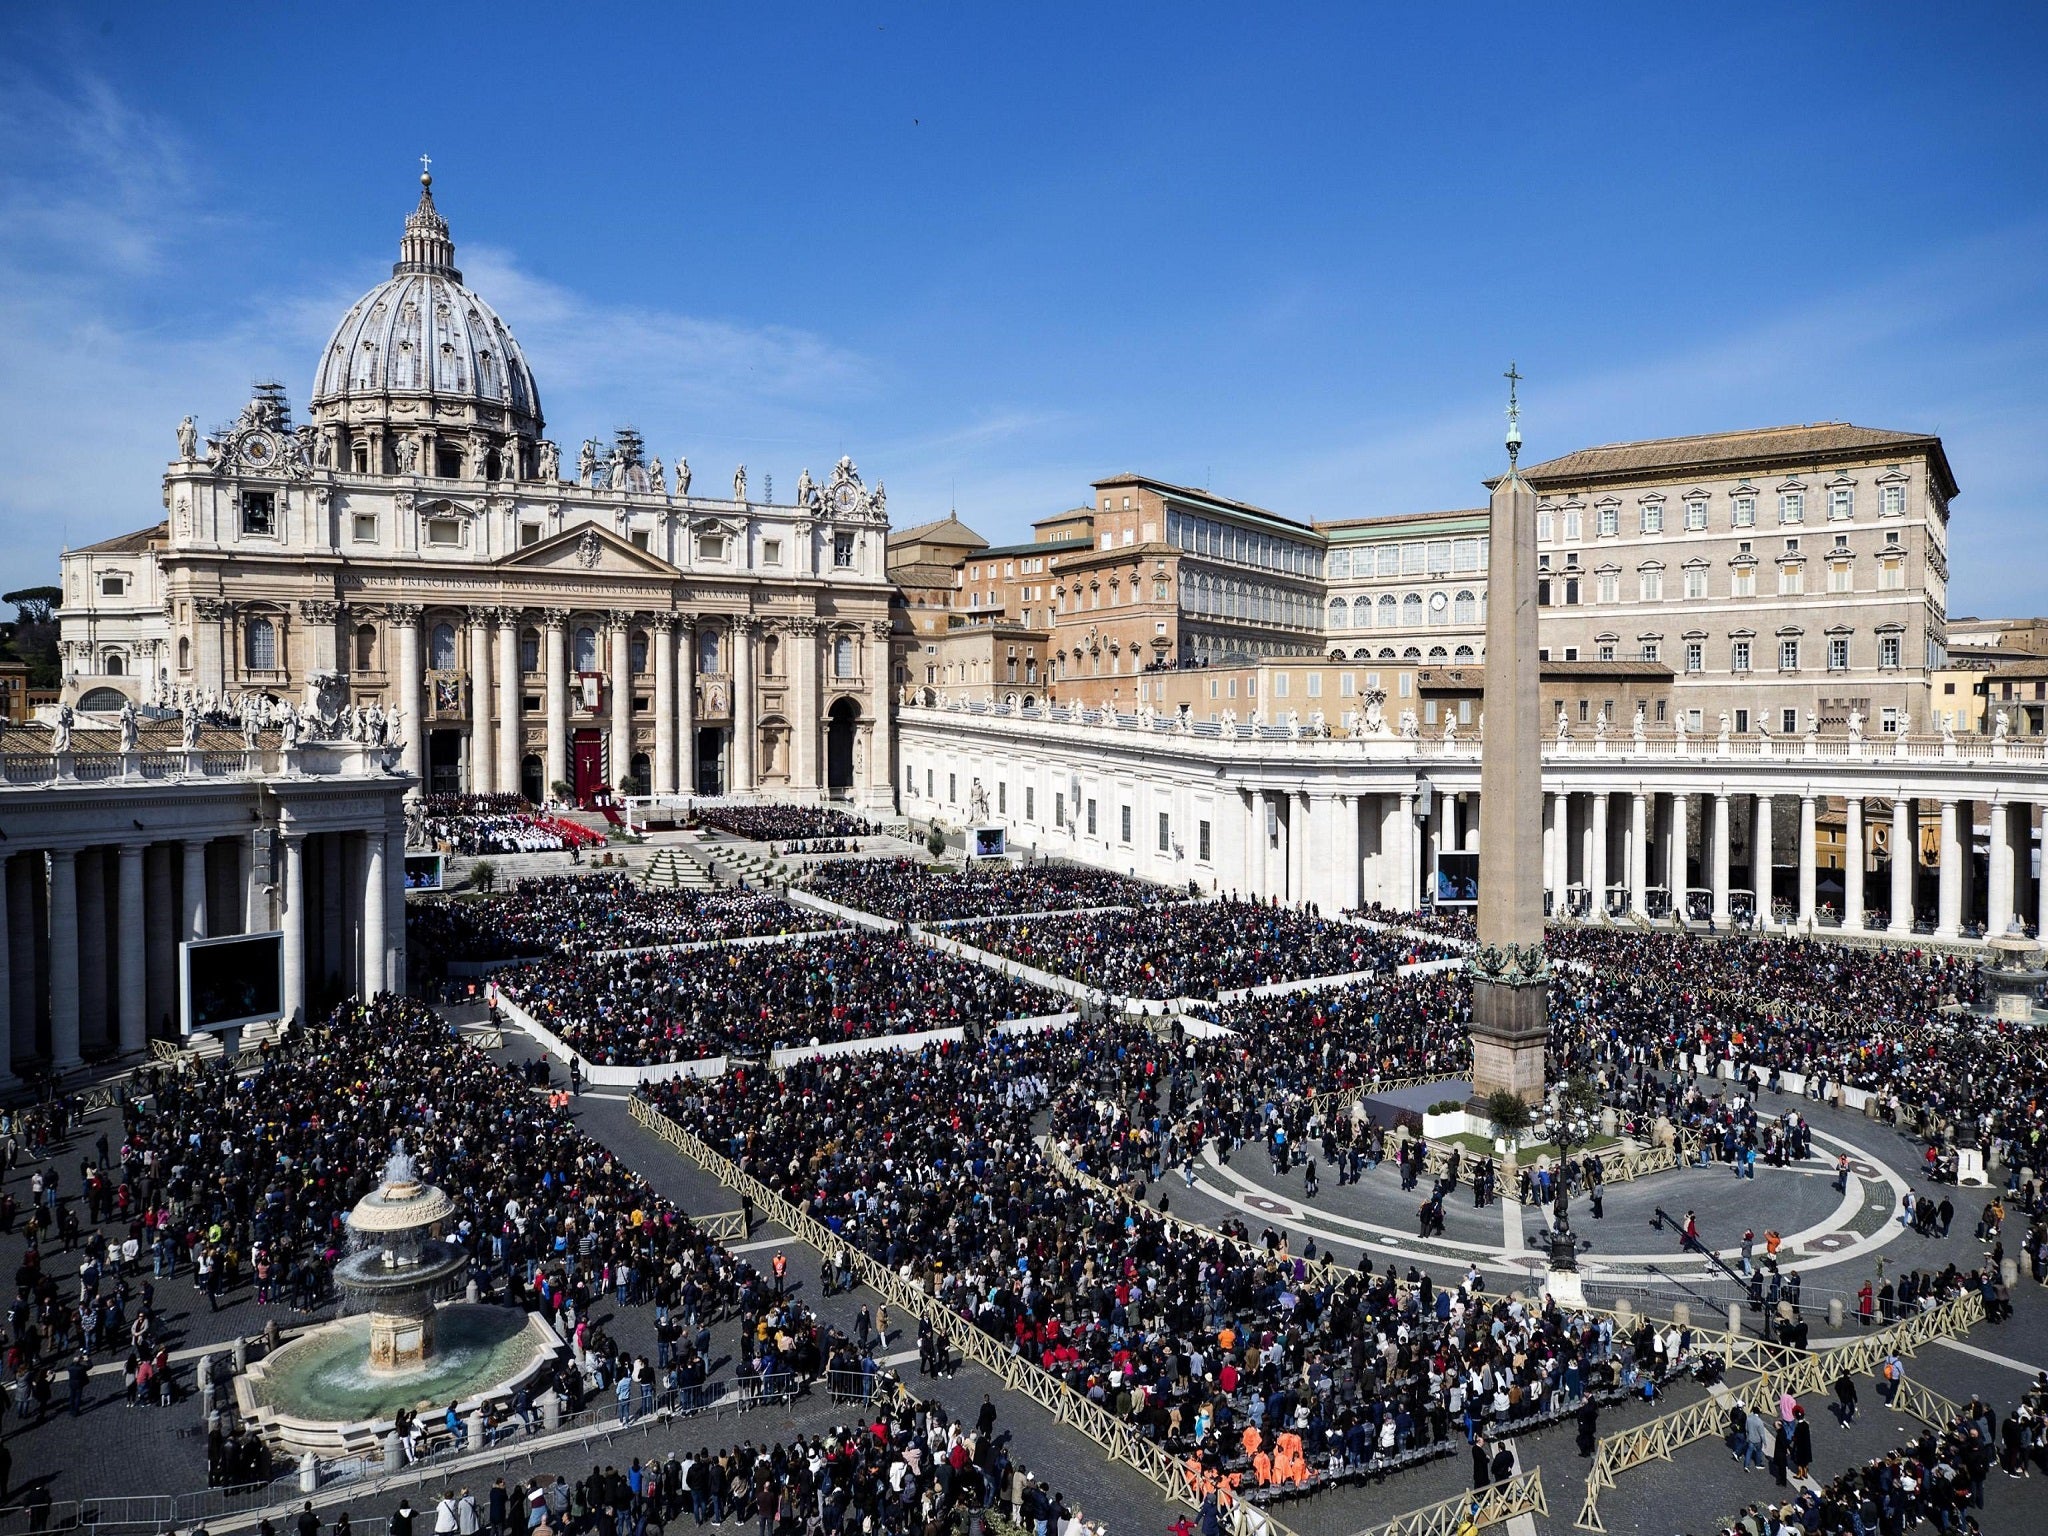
[1466,974,1547,1110]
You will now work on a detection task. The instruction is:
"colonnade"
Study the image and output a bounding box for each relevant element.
[1219,783,2043,940]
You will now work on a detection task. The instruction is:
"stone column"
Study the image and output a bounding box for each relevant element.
[1577,798,1594,904]
[791,617,819,795]
[1629,790,1649,916]
[363,830,386,995]
[607,613,635,794]
[731,619,756,793]
[1797,795,1819,926]
[1843,797,1866,932]
[1396,790,1417,910]
[117,844,146,1056]
[676,620,697,797]
[385,824,407,995]
[1890,797,1914,935]
[279,833,305,1025]
[1957,798,1977,931]
[544,610,570,798]
[48,850,80,1071]
[1935,798,1961,938]
[2037,805,2048,942]
[1987,799,2014,936]
[1711,791,1732,926]
[7,858,33,1068]
[651,613,677,796]
[1754,794,1775,926]
[181,839,209,942]
[1666,793,1688,915]
[467,610,494,795]
[144,845,175,1037]
[0,864,10,1082]
[1591,791,1611,918]
[496,611,523,796]
[76,850,107,1049]
[867,619,894,807]
[1329,793,1360,911]
[1541,791,1559,912]
[390,605,424,789]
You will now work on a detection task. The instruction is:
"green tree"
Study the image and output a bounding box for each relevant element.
[471,858,498,894]
[2,586,63,689]
[925,822,948,859]
[1484,1090,1533,1150]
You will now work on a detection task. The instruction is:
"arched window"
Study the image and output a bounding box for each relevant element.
[1454,644,1475,660]
[1378,647,1396,659]
[833,635,856,678]
[1428,646,1448,659]
[354,625,376,670]
[1402,646,1422,659]
[177,636,191,671]
[1377,594,1397,627]
[1453,590,1476,624]
[574,626,599,671]
[1401,593,1423,626]
[698,628,721,673]
[101,653,124,676]
[246,617,277,671]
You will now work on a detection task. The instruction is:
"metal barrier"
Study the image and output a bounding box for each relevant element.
[628,1094,1204,1509]
[1344,1469,1547,1536]
[1572,1289,1987,1531]
[697,1207,750,1243]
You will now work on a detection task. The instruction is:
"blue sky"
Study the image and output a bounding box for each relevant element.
[2,4,2044,614]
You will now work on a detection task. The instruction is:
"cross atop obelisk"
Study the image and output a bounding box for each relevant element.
[1467,365,1550,1108]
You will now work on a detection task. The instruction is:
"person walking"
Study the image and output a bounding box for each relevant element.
[1832,1369,1858,1429]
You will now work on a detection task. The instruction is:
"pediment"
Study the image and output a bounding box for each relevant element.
[496,521,679,576]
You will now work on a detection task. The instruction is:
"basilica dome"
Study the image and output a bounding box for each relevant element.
[310,173,543,445]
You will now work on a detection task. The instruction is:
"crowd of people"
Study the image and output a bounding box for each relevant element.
[408,794,606,856]
[802,857,1175,923]
[492,933,1067,1064]
[642,1024,1714,1501]
[953,900,1456,998]
[696,806,879,843]
[408,878,838,973]
[366,1386,1102,1536]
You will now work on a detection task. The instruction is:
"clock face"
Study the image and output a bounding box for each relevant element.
[831,481,859,514]
[240,431,279,468]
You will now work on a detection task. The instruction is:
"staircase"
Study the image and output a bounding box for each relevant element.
[638,847,718,891]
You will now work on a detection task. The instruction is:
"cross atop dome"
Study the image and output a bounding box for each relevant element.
[395,159,459,281]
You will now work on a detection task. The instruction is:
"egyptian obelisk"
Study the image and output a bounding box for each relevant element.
[1468,366,1549,1107]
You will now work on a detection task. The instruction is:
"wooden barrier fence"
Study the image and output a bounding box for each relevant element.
[1346,1469,1547,1536]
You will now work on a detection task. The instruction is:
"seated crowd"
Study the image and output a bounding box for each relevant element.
[696,805,879,843]
[408,794,605,855]
[645,1026,1707,1497]
[408,877,837,974]
[953,899,1457,998]
[492,932,1066,1064]
[802,856,1175,923]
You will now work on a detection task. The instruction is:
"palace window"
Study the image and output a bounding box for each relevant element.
[1778,563,1804,596]
[1878,557,1905,591]
[1684,497,1708,531]
[98,573,126,597]
[1879,633,1902,669]
[430,623,457,670]
[1683,566,1708,600]
[1640,502,1664,535]
[1639,640,1660,663]
[1597,505,1619,537]
[834,635,856,678]
[1778,490,1805,525]
[1732,494,1756,528]
[1596,570,1619,604]
[1881,483,1906,517]
[1829,487,1855,521]
[1685,641,1704,673]
[1779,638,1800,671]
[241,491,276,537]
[1638,565,1663,602]
[1731,639,1752,672]
[521,630,540,673]
[1828,561,1854,594]
[245,617,277,671]
[1828,636,1850,670]
[426,517,462,547]
[354,625,376,670]
[833,531,856,567]
[1454,590,1476,624]
[697,532,728,562]
[574,627,599,671]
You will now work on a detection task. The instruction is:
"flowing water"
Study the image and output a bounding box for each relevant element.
[246,1306,546,1422]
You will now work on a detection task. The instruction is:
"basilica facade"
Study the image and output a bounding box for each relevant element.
[61,173,897,809]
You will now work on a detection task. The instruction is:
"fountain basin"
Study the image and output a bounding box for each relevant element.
[234,1303,561,1459]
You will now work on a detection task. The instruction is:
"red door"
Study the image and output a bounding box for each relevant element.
[573,730,605,807]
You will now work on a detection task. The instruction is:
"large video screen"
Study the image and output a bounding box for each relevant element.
[403,853,445,891]
[1433,851,1480,907]
[970,826,1008,860]
[181,931,285,1035]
